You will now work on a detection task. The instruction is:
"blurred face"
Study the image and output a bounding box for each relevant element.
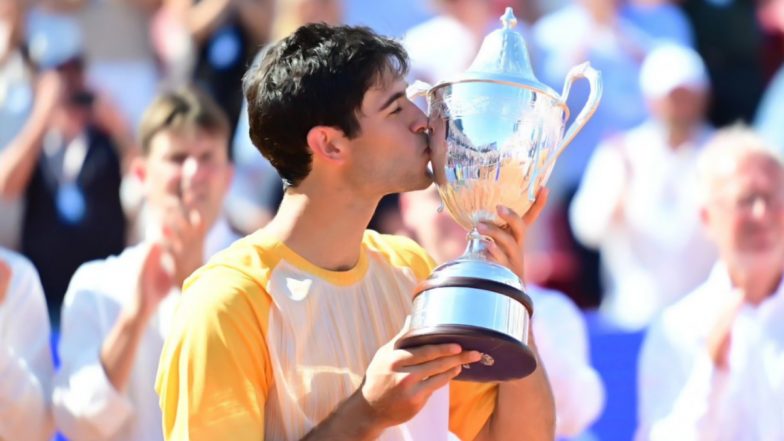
[297,0,343,26]
[401,186,466,263]
[703,154,784,270]
[650,86,708,129]
[578,0,622,19]
[140,129,233,230]
[343,69,432,196]
[0,0,22,55]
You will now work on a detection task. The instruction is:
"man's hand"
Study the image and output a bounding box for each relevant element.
[303,322,482,440]
[477,188,549,280]
[32,70,65,121]
[707,290,745,370]
[0,258,11,305]
[103,243,175,391]
[360,324,482,429]
[160,198,207,287]
[128,242,176,323]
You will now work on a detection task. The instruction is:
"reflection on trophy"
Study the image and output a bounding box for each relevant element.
[395,7,603,382]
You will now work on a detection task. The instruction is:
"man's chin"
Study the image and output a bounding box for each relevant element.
[735,245,784,268]
[412,174,435,191]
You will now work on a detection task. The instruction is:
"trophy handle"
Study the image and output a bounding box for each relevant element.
[540,62,603,189]
[406,80,433,101]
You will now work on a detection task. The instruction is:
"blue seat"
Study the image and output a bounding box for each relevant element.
[584,312,645,441]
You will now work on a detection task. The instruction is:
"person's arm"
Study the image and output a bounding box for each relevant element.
[101,202,203,393]
[0,255,55,441]
[233,0,273,44]
[100,243,174,391]
[648,350,735,441]
[636,315,693,441]
[471,338,555,441]
[472,189,557,441]
[181,0,234,44]
[0,72,62,199]
[158,262,479,441]
[302,324,480,440]
[156,264,274,441]
[568,139,628,249]
[531,289,605,437]
[92,95,140,172]
[35,0,88,12]
[52,264,138,440]
[645,295,745,441]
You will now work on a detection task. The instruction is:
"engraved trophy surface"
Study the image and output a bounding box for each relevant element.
[396,7,602,382]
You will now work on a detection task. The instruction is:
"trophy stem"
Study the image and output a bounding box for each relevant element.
[463,227,492,261]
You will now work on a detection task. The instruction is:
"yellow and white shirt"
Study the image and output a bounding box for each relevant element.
[156,229,497,441]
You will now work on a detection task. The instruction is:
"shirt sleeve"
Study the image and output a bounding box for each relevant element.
[52,264,136,440]
[636,317,682,441]
[636,315,724,441]
[649,312,784,441]
[155,264,274,441]
[0,255,54,441]
[449,381,498,441]
[569,138,628,249]
[531,290,604,437]
[648,351,733,441]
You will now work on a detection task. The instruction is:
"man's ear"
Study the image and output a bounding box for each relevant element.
[699,205,716,241]
[131,156,147,183]
[307,126,347,163]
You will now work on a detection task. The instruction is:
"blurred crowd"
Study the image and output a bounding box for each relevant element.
[2,0,784,440]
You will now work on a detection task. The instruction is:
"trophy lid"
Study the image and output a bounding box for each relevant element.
[437,7,557,97]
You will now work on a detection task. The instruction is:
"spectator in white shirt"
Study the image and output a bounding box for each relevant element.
[637,127,784,441]
[0,246,54,441]
[399,186,605,438]
[570,44,717,330]
[52,86,237,441]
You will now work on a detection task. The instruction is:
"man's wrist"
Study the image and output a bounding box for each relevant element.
[121,300,154,330]
[303,387,386,441]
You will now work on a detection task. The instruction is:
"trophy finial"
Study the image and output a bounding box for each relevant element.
[501,7,517,30]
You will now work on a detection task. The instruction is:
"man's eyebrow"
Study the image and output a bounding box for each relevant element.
[378,90,406,112]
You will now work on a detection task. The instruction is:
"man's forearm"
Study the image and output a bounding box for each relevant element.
[99,310,149,392]
[235,0,273,44]
[0,113,48,199]
[301,388,385,441]
[475,343,556,441]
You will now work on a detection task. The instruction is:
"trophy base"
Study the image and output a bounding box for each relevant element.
[396,324,537,382]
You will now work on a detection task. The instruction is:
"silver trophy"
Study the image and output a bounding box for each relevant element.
[396,8,602,382]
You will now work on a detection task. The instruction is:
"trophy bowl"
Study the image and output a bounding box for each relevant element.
[396,7,602,382]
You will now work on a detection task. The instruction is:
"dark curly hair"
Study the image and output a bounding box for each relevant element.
[242,24,409,187]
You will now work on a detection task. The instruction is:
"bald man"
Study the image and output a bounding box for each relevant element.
[637,127,784,441]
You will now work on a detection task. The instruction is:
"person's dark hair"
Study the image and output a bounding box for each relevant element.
[138,85,230,156]
[243,24,409,187]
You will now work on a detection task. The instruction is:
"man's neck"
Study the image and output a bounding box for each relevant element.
[265,185,379,272]
[662,121,699,151]
[728,262,784,306]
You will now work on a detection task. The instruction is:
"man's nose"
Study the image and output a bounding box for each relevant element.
[411,106,429,134]
[750,197,769,219]
[182,156,203,183]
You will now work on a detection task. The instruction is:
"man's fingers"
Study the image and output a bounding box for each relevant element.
[523,187,549,226]
[405,350,481,379]
[0,259,12,303]
[486,240,511,268]
[143,242,164,271]
[188,209,204,234]
[495,205,525,243]
[477,222,519,261]
[414,366,463,394]
[392,343,462,368]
